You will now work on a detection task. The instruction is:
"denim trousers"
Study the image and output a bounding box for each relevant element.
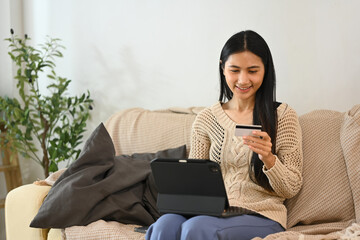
[145,213,284,240]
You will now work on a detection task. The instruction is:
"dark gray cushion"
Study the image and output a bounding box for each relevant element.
[30,123,186,228]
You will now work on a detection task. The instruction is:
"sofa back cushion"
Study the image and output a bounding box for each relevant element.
[340,105,360,223]
[285,108,355,229]
[105,108,198,156]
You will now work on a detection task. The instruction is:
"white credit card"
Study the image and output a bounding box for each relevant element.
[235,124,262,136]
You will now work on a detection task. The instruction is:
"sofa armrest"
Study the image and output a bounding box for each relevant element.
[5,184,51,240]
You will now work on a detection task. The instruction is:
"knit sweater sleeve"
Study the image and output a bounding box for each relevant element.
[264,104,303,199]
[188,109,211,160]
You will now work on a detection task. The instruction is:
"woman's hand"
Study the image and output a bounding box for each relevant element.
[242,131,276,170]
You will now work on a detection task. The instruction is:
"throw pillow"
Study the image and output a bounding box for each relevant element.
[340,104,360,222]
[30,123,186,228]
[285,109,355,231]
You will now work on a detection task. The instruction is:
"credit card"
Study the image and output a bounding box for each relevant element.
[235,124,262,136]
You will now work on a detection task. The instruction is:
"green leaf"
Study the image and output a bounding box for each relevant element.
[79,93,85,102]
[13,108,23,119]
[8,52,16,60]
[67,98,71,108]
[47,74,55,79]
[49,161,58,173]
[25,69,32,78]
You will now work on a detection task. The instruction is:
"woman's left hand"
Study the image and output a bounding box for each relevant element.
[242,131,276,170]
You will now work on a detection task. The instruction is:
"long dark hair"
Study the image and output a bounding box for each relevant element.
[219,30,277,191]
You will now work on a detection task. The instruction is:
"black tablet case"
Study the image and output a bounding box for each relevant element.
[150,158,230,217]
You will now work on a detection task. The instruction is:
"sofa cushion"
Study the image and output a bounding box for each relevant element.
[64,220,145,240]
[105,108,198,156]
[285,108,355,230]
[340,104,360,222]
[30,123,187,228]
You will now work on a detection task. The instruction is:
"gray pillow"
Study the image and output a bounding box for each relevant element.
[30,123,186,228]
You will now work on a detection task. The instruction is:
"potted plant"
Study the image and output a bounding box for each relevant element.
[0,29,93,177]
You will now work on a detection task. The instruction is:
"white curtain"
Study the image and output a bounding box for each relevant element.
[0,1,24,238]
[0,0,14,98]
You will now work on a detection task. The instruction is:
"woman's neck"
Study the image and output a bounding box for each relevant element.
[224,97,255,111]
[222,98,255,125]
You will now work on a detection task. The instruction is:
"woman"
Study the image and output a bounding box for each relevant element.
[146,30,303,240]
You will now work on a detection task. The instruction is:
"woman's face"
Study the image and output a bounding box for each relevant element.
[222,51,265,102]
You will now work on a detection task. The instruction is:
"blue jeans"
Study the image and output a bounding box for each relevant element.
[145,214,284,240]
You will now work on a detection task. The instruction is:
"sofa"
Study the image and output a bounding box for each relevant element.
[5,104,360,240]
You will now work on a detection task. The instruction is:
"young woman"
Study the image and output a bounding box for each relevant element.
[146,30,303,240]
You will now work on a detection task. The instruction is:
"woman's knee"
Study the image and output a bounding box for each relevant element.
[180,216,217,240]
[146,214,187,240]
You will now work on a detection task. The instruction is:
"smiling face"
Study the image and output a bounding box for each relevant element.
[222,51,265,104]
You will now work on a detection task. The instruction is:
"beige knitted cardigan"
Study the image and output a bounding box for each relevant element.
[188,102,303,229]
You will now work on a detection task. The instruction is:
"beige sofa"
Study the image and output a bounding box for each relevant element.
[5,105,360,240]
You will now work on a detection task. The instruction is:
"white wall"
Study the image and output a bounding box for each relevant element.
[22,0,360,119]
[23,0,223,124]
[1,0,360,182]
